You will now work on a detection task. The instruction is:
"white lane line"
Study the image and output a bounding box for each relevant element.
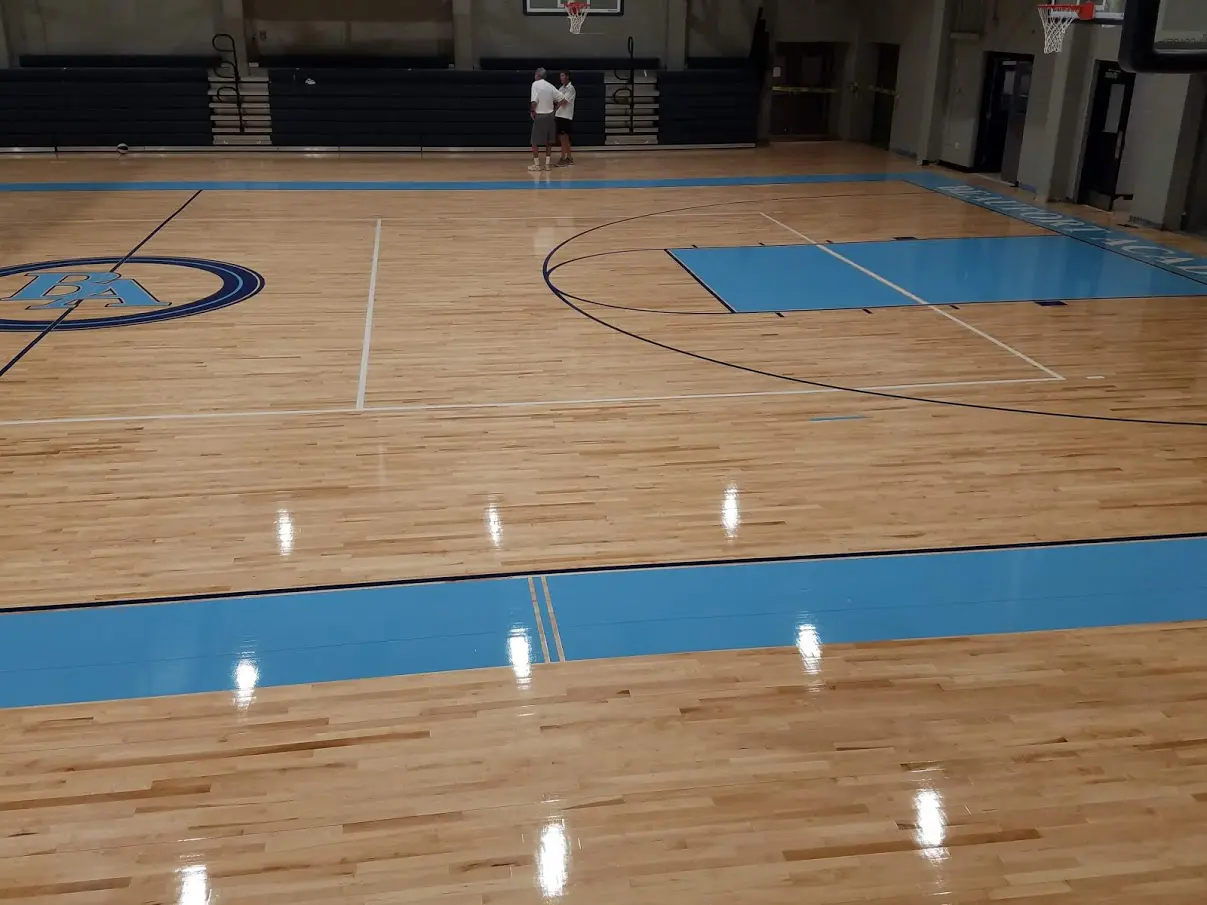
[0,377,1062,428]
[356,218,383,410]
[758,212,1065,380]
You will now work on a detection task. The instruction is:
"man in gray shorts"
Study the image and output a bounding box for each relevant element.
[529,67,563,172]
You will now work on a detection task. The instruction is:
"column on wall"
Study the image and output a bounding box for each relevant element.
[453,0,473,69]
[1127,74,1207,229]
[0,8,9,67]
[1029,26,1090,201]
[916,0,955,164]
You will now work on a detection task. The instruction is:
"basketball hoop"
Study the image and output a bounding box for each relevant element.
[1037,3,1096,54]
[565,1,589,34]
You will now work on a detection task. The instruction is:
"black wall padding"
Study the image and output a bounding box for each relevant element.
[0,67,213,147]
[256,54,452,69]
[657,70,759,145]
[480,57,660,72]
[269,69,606,147]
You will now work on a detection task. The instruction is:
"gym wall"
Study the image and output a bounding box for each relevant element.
[246,0,452,60]
[1,0,222,56]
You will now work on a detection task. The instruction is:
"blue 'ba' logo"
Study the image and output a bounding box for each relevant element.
[0,256,264,331]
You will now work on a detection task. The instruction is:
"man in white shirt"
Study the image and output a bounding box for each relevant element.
[529,68,563,172]
[555,70,576,167]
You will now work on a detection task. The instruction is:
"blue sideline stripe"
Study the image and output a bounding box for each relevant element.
[0,578,539,709]
[545,537,1207,660]
[1,537,1205,709]
[6,169,1204,287]
[0,173,899,193]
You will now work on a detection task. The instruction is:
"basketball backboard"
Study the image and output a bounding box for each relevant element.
[524,0,623,14]
[1046,0,1124,21]
[1119,0,1207,72]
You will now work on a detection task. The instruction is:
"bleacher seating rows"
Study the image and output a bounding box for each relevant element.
[0,67,212,148]
[658,70,759,145]
[0,62,760,150]
[269,69,606,148]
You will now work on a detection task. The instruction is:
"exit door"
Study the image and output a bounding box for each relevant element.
[771,42,842,139]
[1079,62,1135,211]
[974,53,1033,177]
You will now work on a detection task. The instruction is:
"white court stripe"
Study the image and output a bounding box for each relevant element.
[356,218,383,410]
[758,212,1065,380]
[0,377,1062,428]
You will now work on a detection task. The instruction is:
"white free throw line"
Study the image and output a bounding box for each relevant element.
[356,218,383,410]
[758,212,1065,380]
[0,377,1062,428]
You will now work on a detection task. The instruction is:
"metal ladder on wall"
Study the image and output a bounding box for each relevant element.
[209,33,272,147]
[606,38,658,146]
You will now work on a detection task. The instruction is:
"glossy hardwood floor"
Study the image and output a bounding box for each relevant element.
[3,625,1207,904]
[0,146,1205,607]
[2,145,1207,904]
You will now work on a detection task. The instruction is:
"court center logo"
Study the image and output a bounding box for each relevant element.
[0,256,264,331]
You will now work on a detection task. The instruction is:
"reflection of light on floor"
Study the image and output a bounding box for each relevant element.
[485,503,503,548]
[914,788,948,863]
[177,864,210,905]
[276,508,294,556]
[795,623,822,675]
[534,226,561,257]
[508,627,532,688]
[233,657,259,710]
[537,819,569,898]
[722,484,740,538]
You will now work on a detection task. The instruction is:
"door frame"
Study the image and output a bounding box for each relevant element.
[1077,60,1136,211]
[973,51,1034,174]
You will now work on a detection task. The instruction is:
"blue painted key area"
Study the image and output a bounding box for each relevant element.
[670,236,1207,313]
[1,536,1205,708]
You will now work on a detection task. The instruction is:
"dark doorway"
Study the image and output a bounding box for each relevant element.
[974,52,1034,176]
[1079,61,1136,211]
[869,43,899,149]
[771,42,842,139]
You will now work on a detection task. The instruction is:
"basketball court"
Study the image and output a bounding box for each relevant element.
[3,1,1207,902]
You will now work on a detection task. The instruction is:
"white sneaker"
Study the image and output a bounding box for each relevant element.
[528,163,542,172]
[542,162,551,171]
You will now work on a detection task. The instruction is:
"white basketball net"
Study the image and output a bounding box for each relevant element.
[566,2,589,34]
[1038,5,1081,54]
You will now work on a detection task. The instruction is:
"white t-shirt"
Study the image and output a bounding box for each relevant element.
[556,83,576,120]
[530,80,563,115]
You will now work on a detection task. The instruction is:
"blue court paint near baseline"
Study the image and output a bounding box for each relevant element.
[0,578,542,709]
[1,537,1205,709]
[546,537,1207,661]
[903,171,1207,288]
[671,236,1207,312]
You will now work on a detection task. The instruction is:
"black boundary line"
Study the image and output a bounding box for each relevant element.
[540,190,1207,427]
[665,249,735,313]
[4,529,1204,616]
[0,190,203,380]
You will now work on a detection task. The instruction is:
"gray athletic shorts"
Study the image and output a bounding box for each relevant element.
[531,113,557,147]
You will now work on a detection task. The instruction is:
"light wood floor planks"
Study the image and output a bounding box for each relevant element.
[1,145,1206,904]
[2,626,1207,904]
